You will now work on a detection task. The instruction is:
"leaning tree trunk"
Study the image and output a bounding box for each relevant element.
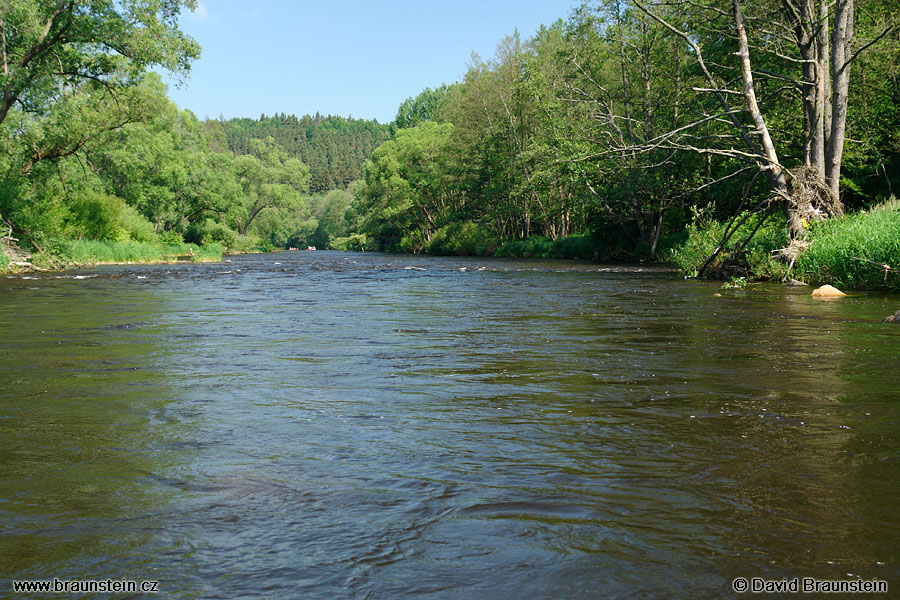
[735,0,846,245]
[826,0,853,205]
[732,0,790,200]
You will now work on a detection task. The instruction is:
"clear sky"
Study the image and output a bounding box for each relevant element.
[163,0,580,124]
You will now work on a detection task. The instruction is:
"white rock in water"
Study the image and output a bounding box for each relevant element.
[811,284,847,297]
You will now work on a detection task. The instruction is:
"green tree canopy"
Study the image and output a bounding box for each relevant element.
[391,83,457,132]
[0,0,200,125]
[355,121,458,252]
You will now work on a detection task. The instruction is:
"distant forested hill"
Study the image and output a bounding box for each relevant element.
[217,113,391,193]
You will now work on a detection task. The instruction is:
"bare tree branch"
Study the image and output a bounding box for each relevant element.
[840,22,896,73]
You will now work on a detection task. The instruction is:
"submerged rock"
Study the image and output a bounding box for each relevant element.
[811,284,847,297]
[882,310,900,323]
[785,279,809,286]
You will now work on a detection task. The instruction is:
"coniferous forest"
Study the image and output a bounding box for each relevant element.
[1,0,898,289]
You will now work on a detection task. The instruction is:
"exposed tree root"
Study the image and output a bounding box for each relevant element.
[775,167,843,279]
[785,166,843,239]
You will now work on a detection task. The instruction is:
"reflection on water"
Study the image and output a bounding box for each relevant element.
[1,252,898,598]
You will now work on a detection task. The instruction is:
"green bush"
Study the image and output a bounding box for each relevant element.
[65,194,158,243]
[425,221,498,256]
[398,232,427,254]
[185,218,241,249]
[495,234,594,259]
[331,233,375,251]
[794,203,900,290]
[118,204,158,242]
[157,229,184,245]
[495,236,553,258]
[68,193,126,241]
[551,234,594,259]
[666,209,789,280]
[0,246,8,273]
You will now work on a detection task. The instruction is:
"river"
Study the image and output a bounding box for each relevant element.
[1,251,898,598]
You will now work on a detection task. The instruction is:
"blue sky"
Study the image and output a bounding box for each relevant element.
[163,0,579,123]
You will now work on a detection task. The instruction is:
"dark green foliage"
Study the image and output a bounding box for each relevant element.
[587,220,641,260]
[222,114,390,194]
[665,210,790,281]
[494,237,554,258]
[495,234,594,259]
[425,221,498,256]
[552,235,595,259]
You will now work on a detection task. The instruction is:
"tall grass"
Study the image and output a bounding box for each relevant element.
[42,239,225,266]
[0,246,8,273]
[794,202,900,290]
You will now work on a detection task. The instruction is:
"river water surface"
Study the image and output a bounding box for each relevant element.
[1,251,898,598]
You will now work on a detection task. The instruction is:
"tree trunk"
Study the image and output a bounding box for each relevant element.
[785,0,819,170]
[732,0,789,198]
[826,0,853,203]
[815,0,830,177]
[784,0,829,179]
[616,0,636,146]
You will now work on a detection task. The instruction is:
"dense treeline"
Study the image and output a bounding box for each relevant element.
[0,72,352,263]
[0,0,365,270]
[348,0,900,286]
[218,113,390,193]
[2,0,898,289]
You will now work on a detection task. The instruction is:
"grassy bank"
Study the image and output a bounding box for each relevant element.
[665,200,900,291]
[16,239,225,272]
[793,201,900,291]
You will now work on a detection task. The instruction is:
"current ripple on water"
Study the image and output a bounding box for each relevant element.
[1,251,898,598]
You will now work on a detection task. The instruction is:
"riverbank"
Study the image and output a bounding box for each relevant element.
[664,201,900,292]
[0,239,226,274]
[337,207,899,293]
[6,206,899,294]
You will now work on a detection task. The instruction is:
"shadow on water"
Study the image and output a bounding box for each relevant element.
[1,252,898,598]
